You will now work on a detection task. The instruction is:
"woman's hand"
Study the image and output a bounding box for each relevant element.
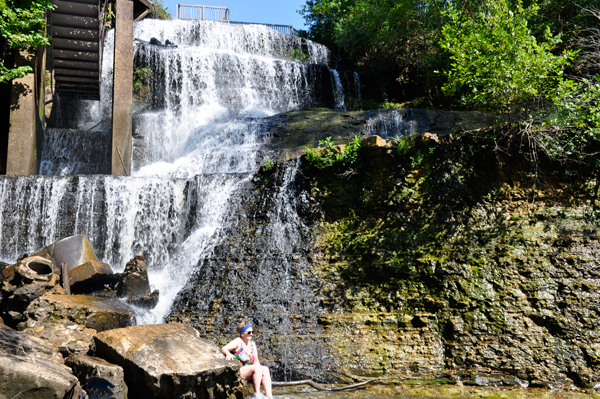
[225,353,235,361]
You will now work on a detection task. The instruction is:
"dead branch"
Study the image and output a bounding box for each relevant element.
[271,378,377,391]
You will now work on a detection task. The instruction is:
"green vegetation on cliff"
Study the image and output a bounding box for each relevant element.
[304,132,600,387]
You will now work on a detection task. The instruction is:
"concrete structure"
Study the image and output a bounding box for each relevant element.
[6,47,47,175]
[111,0,134,176]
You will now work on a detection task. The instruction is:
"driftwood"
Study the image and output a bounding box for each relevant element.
[271,378,376,391]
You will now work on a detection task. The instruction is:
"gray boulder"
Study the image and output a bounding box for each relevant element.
[94,323,246,399]
[115,252,159,309]
[66,354,127,399]
[20,294,133,333]
[0,326,78,399]
[116,252,150,299]
[68,260,114,294]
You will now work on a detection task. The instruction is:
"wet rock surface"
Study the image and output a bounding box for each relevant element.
[171,125,600,388]
[94,323,246,399]
[114,251,159,308]
[260,107,499,160]
[168,159,336,382]
[0,326,79,399]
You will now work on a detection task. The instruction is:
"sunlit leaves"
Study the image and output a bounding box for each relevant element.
[439,0,576,111]
[0,0,54,83]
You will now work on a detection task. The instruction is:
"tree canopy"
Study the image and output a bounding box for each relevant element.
[0,0,53,83]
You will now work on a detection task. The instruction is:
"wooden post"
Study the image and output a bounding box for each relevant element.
[61,262,71,295]
[111,0,134,176]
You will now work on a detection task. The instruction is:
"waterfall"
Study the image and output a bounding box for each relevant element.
[0,20,342,330]
[330,69,345,110]
[365,108,418,139]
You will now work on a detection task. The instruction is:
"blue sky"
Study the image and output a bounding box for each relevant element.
[162,0,309,30]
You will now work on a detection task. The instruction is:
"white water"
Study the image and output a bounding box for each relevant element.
[330,69,345,110]
[0,20,335,324]
[365,109,417,139]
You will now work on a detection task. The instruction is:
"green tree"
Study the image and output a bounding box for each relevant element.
[0,0,53,83]
[300,0,450,104]
[150,0,171,20]
[439,0,576,112]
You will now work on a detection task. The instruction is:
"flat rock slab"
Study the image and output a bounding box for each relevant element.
[94,323,246,399]
[0,326,78,399]
[40,294,133,332]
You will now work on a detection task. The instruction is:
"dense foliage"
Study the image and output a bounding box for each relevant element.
[0,0,53,83]
[149,0,171,20]
[440,0,575,112]
[300,0,599,106]
[301,0,600,162]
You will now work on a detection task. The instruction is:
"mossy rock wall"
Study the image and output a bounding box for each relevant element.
[307,132,600,388]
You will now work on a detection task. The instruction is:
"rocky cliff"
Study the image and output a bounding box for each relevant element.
[168,108,600,389]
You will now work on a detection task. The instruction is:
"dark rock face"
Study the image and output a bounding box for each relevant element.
[171,128,600,388]
[66,354,128,399]
[0,326,78,399]
[167,160,336,382]
[116,252,150,299]
[94,323,246,399]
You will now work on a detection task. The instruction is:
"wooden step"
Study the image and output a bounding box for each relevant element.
[53,59,99,71]
[55,75,100,84]
[52,26,99,41]
[52,49,99,62]
[51,13,99,29]
[51,0,98,17]
[55,68,100,78]
[62,0,99,5]
[52,37,99,52]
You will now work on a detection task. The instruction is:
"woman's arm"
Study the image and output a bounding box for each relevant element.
[221,338,241,361]
[252,341,260,365]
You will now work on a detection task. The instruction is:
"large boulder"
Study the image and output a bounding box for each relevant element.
[20,294,133,333]
[43,234,98,271]
[66,354,128,399]
[1,256,65,327]
[94,323,246,399]
[69,260,114,294]
[115,252,159,308]
[0,326,78,399]
[23,323,98,356]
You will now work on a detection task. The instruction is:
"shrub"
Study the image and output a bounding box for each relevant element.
[439,0,576,112]
[305,136,361,169]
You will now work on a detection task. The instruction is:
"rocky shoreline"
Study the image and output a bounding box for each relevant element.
[0,236,245,399]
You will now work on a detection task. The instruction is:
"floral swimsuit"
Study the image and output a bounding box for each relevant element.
[235,340,255,365]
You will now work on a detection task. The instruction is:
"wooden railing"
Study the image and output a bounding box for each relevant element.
[176,4,230,22]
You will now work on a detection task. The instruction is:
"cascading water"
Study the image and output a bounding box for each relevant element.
[365,108,417,139]
[0,17,342,345]
[330,69,345,110]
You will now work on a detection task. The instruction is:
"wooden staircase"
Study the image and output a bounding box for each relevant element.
[50,0,103,100]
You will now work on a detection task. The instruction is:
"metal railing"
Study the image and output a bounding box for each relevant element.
[175,4,300,36]
[177,4,230,22]
[230,21,298,36]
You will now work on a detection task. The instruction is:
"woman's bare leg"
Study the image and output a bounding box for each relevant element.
[240,365,262,396]
[261,366,273,398]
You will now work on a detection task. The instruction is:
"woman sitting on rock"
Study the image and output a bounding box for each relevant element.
[222,319,273,399]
